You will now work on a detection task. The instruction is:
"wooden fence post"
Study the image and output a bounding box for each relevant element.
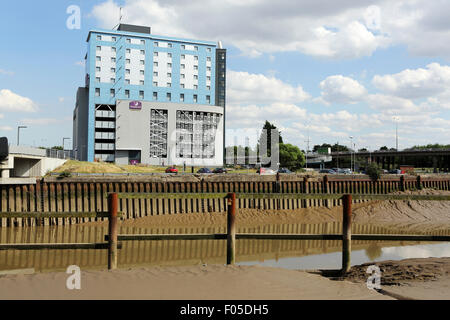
[400,175,405,192]
[342,194,352,274]
[227,192,236,265]
[323,175,330,208]
[108,193,118,270]
[276,172,280,210]
[416,175,422,190]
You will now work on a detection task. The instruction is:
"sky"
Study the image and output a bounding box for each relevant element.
[1,0,450,152]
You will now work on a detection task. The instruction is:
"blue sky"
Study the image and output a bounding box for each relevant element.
[1,0,450,151]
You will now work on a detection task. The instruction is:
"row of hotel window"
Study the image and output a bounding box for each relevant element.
[96,55,212,69]
[96,46,213,61]
[96,35,212,52]
[94,88,210,103]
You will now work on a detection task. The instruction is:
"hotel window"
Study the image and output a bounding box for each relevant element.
[167,63,172,68]
[111,57,116,63]
[153,92,157,100]
[206,95,210,103]
[112,37,116,42]
[168,43,172,48]
[221,53,225,59]
[194,75,198,80]
[194,56,198,61]
[140,50,145,55]
[96,77,100,82]
[125,90,130,98]
[126,49,131,54]
[141,60,145,65]
[140,80,145,85]
[140,70,145,76]
[167,93,171,101]
[207,66,211,71]
[167,52,172,58]
[111,67,115,73]
[207,47,211,52]
[126,59,130,64]
[96,56,101,61]
[194,46,198,51]
[194,84,198,90]
[110,89,115,97]
[95,88,100,96]
[180,93,184,102]
[97,35,102,40]
[181,54,185,59]
[167,73,172,78]
[153,51,158,57]
[193,94,197,103]
[153,81,158,86]
[181,45,185,50]
[154,42,158,47]
[180,74,185,79]
[194,65,198,70]
[126,69,130,75]
[153,71,158,76]
[112,47,116,53]
[180,83,185,88]
[207,57,211,62]
[141,40,145,45]
[207,76,211,81]
[153,62,158,67]
[96,46,101,51]
[167,82,171,87]
[126,38,131,43]
[139,91,144,99]
[125,79,130,84]
[181,64,185,69]
[111,78,115,83]
[207,85,211,90]
[96,66,101,72]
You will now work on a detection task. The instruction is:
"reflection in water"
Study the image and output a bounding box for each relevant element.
[0,222,449,272]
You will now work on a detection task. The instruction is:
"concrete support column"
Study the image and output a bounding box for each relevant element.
[1,169,10,178]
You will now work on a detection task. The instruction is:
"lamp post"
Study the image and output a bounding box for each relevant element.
[62,137,70,150]
[393,116,399,151]
[349,136,354,172]
[17,126,27,146]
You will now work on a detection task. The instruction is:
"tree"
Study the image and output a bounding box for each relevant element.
[379,146,388,151]
[366,162,382,181]
[279,143,305,171]
[258,121,283,158]
[313,143,349,152]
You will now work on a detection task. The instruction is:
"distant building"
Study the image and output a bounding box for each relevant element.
[73,24,226,166]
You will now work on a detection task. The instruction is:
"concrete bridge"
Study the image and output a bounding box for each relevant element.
[0,145,69,184]
[330,149,450,172]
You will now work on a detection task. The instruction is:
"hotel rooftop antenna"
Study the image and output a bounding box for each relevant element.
[112,7,123,30]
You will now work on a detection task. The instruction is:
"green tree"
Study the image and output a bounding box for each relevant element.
[379,146,388,151]
[366,162,382,181]
[279,143,305,171]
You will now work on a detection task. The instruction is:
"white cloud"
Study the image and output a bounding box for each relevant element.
[372,63,450,99]
[0,89,37,112]
[0,126,13,131]
[318,75,367,104]
[20,118,68,126]
[0,69,14,76]
[228,71,310,105]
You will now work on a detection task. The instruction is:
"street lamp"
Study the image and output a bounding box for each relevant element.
[17,126,27,146]
[349,136,354,172]
[393,116,399,151]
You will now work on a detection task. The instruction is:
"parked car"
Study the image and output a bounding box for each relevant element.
[278,168,292,173]
[319,169,336,174]
[165,166,178,173]
[341,168,352,174]
[256,167,276,175]
[389,169,402,174]
[197,167,212,174]
[212,167,227,173]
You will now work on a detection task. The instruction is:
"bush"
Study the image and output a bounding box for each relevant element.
[366,163,382,181]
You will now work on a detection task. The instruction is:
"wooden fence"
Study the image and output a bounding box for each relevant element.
[0,175,449,227]
[1,192,450,274]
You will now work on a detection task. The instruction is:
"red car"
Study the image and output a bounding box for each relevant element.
[165,167,178,173]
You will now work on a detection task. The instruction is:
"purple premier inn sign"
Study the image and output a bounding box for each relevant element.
[129,101,142,110]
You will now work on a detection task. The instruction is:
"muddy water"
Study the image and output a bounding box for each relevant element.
[0,223,449,273]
